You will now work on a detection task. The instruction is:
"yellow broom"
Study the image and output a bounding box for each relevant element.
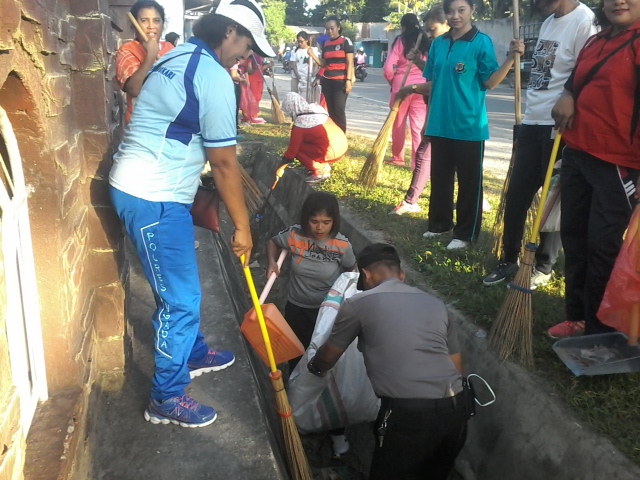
[359,33,424,189]
[489,133,562,367]
[241,256,313,480]
[253,54,286,125]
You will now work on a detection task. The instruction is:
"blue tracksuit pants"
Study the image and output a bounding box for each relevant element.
[110,187,209,401]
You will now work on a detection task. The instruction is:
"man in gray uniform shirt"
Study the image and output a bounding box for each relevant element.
[309,243,468,479]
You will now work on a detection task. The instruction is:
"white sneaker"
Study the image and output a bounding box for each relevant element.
[330,434,350,458]
[446,239,470,250]
[422,230,447,238]
[389,201,421,215]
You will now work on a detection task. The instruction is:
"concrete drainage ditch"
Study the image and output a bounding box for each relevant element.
[212,141,640,480]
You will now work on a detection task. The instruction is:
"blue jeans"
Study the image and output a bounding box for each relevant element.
[110,187,209,401]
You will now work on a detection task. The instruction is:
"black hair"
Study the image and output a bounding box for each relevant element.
[299,191,341,238]
[365,259,402,275]
[192,13,253,49]
[130,0,165,23]
[423,4,446,25]
[443,0,474,14]
[165,32,180,45]
[593,2,611,28]
[325,15,343,35]
[296,31,309,51]
[398,13,431,57]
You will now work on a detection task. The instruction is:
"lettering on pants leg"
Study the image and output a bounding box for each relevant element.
[140,223,172,359]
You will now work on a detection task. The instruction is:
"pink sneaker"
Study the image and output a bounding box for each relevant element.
[250,118,266,124]
[547,321,585,339]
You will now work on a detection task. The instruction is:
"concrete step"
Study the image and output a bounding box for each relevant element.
[86,230,287,479]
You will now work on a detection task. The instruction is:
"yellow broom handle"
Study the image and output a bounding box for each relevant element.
[530,133,562,242]
[241,255,278,373]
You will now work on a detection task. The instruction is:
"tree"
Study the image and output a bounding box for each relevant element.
[384,0,438,30]
[309,0,366,23]
[262,0,296,45]
[361,0,389,22]
[285,0,309,24]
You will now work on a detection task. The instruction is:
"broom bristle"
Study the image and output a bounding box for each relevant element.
[489,245,536,367]
[271,371,313,480]
[359,104,400,189]
[240,165,264,217]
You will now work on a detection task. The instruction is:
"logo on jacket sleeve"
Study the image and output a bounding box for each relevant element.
[455,62,466,74]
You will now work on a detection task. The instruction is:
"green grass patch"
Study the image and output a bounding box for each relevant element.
[241,118,640,464]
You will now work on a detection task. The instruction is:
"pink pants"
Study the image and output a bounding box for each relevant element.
[390,91,427,170]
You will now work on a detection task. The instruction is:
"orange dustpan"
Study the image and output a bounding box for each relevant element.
[241,250,304,366]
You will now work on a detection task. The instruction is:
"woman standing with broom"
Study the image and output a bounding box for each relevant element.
[383,13,431,170]
[548,0,640,338]
[397,0,523,250]
[109,0,274,427]
[308,16,354,133]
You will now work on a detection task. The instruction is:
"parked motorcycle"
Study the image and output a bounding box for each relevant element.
[263,60,274,77]
[282,60,292,74]
[355,64,367,82]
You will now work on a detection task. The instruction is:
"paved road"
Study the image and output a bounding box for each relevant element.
[262,66,524,178]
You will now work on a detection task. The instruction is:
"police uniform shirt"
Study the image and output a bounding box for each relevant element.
[424,26,499,142]
[326,278,463,399]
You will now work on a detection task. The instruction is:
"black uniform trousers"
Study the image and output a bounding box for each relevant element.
[321,78,348,132]
[561,147,639,333]
[428,137,484,242]
[502,125,563,274]
[284,301,319,371]
[370,395,468,480]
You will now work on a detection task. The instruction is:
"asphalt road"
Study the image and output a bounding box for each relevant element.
[264,66,524,179]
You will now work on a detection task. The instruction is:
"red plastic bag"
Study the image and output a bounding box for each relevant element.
[598,206,640,335]
[240,82,259,120]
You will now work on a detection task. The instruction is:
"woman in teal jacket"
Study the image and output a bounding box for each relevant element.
[398,0,523,250]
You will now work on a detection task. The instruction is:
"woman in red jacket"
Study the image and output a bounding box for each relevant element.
[549,0,640,338]
[281,92,348,183]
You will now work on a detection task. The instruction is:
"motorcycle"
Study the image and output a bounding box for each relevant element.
[263,61,274,77]
[282,60,292,74]
[355,64,367,82]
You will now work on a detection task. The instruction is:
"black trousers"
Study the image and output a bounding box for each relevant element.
[429,137,484,242]
[369,396,468,480]
[284,302,319,370]
[234,82,241,127]
[561,147,639,333]
[321,78,348,132]
[502,125,563,273]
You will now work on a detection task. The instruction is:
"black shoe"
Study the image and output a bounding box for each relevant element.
[483,262,518,286]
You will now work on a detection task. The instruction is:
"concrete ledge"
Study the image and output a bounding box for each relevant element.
[244,141,640,480]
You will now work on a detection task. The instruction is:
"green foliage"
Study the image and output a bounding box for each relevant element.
[263,0,297,44]
[384,0,440,30]
[341,20,358,41]
[310,0,367,23]
[285,0,310,25]
[361,0,390,22]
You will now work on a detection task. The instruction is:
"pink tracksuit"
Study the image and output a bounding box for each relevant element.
[383,37,427,170]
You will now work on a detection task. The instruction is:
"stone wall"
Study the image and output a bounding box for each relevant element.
[0,0,126,478]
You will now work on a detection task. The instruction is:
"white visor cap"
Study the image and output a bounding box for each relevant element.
[215,0,276,58]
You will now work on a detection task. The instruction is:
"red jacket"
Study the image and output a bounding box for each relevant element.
[283,118,347,162]
[563,23,640,169]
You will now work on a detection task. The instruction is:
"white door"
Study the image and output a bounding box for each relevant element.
[0,106,48,432]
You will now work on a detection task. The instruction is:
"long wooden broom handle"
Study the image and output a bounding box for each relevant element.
[127,12,149,42]
[529,133,561,242]
[400,32,424,89]
[512,0,522,124]
[631,206,640,346]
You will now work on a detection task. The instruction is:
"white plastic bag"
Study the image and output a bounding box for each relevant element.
[287,272,380,433]
[541,174,561,233]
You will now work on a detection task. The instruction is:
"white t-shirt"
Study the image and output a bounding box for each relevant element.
[291,47,317,80]
[524,3,598,125]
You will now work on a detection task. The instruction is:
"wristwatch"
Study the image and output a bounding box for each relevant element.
[307,360,326,377]
[411,84,418,92]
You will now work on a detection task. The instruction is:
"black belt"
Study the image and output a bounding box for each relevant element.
[380,392,465,412]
